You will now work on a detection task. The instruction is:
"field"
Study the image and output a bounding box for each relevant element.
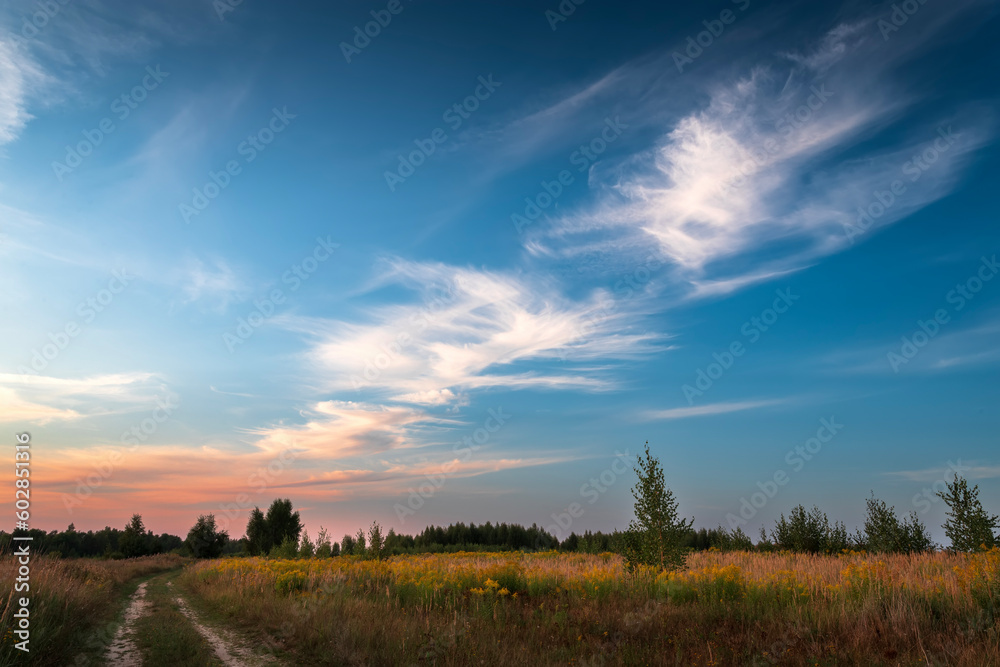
[0,554,184,666]
[2,548,997,665]
[177,548,1000,666]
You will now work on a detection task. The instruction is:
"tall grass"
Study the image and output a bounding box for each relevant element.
[0,553,184,666]
[180,548,1000,665]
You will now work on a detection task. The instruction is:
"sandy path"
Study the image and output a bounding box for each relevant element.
[169,582,279,667]
[103,581,150,666]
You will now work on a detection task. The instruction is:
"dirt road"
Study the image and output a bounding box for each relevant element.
[98,571,285,666]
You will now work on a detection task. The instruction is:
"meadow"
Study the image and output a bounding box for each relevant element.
[0,553,184,666]
[175,548,1000,666]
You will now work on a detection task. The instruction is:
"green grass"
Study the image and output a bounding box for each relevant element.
[173,574,294,664]
[69,570,170,666]
[133,571,223,667]
[0,554,184,667]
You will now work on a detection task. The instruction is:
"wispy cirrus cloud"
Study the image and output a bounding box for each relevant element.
[524,17,993,298]
[0,39,44,146]
[245,400,444,459]
[175,256,250,312]
[817,314,1000,376]
[644,399,785,421]
[885,463,1000,482]
[287,258,661,405]
[0,371,166,423]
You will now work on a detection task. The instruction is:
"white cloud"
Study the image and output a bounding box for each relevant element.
[0,371,165,423]
[644,399,784,421]
[246,400,441,458]
[0,39,43,146]
[885,463,1000,483]
[526,22,993,297]
[819,314,1000,375]
[176,256,249,311]
[0,386,80,423]
[293,259,661,404]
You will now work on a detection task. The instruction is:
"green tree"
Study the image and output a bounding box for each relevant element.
[715,525,754,551]
[367,521,384,561]
[937,476,999,552]
[341,534,355,556]
[119,514,148,558]
[772,505,830,553]
[315,526,332,558]
[265,499,303,551]
[354,528,366,556]
[622,443,693,571]
[861,493,933,554]
[185,514,229,559]
[298,529,315,559]
[245,507,270,556]
[269,534,298,559]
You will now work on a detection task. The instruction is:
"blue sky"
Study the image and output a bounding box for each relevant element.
[2,0,998,543]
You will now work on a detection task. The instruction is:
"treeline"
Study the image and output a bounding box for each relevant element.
[0,520,184,558]
[6,470,996,562]
[241,499,561,559]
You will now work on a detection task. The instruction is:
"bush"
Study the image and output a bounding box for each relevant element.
[269,535,299,559]
[715,526,754,551]
[860,494,933,553]
[299,530,315,559]
[772,505,848,553]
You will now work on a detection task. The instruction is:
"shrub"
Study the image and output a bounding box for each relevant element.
[269,534,299,559]
[299,529,315,559]
[715,525,754,552]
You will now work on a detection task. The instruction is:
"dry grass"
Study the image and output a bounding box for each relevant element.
[180,548,1000,665]
[0,553,184,665]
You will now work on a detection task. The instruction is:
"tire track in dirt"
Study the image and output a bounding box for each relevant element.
[168,581,281,666]
[103,581,151,666]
